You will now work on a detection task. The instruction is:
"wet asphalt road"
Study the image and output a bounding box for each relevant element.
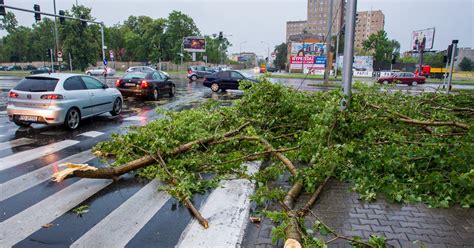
[0,76,246,247]
[0,73,473,247]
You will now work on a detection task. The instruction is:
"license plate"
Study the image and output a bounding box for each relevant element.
[125,83,136,87]
[18,115,38,122]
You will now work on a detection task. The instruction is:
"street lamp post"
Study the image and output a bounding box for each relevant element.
[239,41,247,57]
[341,0,357,109]
[53,0,60,71]
[260,41,270,65]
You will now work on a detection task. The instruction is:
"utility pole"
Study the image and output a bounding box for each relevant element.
[53,0,60,72]
[341,0,357,109]
[447,40,458,93]
[324,0,334,84]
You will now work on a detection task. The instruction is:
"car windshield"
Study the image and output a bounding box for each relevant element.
[14,77,59,92]
[123,72,147,79]
[240,72,253,79]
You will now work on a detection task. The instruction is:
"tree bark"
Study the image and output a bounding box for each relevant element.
[70,122,251,179]
[283,181,304,210]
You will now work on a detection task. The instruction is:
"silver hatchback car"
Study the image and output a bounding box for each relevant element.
[7,73,123,130]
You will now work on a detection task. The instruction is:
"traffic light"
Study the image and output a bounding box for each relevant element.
[46,48,52,58]
[33,4,41,21]
[218,31,223,40]
[80,15,87,27]
[0,0,6,17]
[59,10,65,24]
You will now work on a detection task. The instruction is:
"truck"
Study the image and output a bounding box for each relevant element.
[415,65,451,79]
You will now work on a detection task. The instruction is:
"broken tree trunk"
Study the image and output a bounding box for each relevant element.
[66,122,251,180]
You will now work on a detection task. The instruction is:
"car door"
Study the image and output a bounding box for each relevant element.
[229,71,244,89]
[158,71,172,93]
[62,76,93,117]
[151,72,165,94]
[81,76,114,114]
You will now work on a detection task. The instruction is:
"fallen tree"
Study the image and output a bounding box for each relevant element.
[53,79,473,246]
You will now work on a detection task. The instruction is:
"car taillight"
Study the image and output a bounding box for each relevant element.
[9,91,18,98]
[141,80,149,89]
[115,79,121,87]
[41,94,63,100]
[188,69,192,74]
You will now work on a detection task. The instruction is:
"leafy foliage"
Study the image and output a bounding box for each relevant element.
[94,78,472,244]
[95,78,472,207]
[362,30,400,63]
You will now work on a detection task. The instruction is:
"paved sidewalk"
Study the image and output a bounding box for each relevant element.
[242,179,474,248]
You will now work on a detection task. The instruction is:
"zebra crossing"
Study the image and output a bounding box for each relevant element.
[0,124,258,247]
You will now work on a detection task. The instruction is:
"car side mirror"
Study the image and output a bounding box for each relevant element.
[102,84,108,89]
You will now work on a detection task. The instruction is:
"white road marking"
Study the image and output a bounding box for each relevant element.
[78,131,104,138]
[0,179,112,247]
[123,116,146,121]
[0,150,95,201]
[70,179,170,248]
[0,111,7,115]
[176,162,261,248]
[0,138,35,151]
[0,139,79,171]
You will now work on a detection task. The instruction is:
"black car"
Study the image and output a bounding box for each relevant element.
[115,71,175,100]
[203,70,257,92]
[187,66,216,81]
[30,67,51,74]
[6,65,22,71]
[266,66,278,72]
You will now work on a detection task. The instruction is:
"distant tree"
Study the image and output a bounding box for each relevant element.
[202,35,231,64]
[162,11,200,63]
[398,56,417,64]
[1,12,18,33]
[362,30,400,63]
[459,57,473,71]
[423,53,444,68]
[58,5,101,70]
[273,43,287,70]
[29,18,56,62]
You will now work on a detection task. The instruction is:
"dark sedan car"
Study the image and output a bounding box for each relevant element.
[203,70,257,92]
[30,67,51,74]
[115,71,175,100]
[377,72,426,86]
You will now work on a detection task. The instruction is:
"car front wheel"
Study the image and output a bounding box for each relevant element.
[64,108,81,130]
[211,83,220,92]
[110,98,122,116]
[382,80,389,85]
[191,75,198,81]
[411,81,418,86]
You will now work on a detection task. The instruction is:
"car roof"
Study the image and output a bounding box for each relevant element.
[26,73,87,81]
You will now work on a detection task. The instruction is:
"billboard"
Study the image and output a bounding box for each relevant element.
[289,42,327,71]
[183,37,206,52]
[411,28,435,51]
[290,42,326,56]
[337,56,374,71]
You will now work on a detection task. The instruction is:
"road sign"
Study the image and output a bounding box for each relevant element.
[58,57,63,62]
[57,51,62,58]
[103,58,108,66]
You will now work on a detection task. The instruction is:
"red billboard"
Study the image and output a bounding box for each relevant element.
[290,56,315,64]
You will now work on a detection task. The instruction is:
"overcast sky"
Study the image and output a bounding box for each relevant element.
[4,0,474,57]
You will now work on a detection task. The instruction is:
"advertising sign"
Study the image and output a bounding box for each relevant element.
[411,28,435,51]
[290,42,326,56]
[337,56,374,71]
[183,37,206,52]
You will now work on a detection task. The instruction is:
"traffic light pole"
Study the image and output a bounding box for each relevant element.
[447,40,458,93]
[1,3,106,71]
[324,0,334,84]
